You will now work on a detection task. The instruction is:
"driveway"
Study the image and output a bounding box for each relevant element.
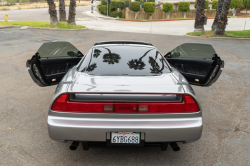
[1,6,250,35]
[0,28,249,165]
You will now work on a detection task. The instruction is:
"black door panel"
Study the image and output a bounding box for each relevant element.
[165,43,224,87]
[26,42,83,87]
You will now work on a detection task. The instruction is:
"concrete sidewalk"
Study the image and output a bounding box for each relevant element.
[76,17,250,36]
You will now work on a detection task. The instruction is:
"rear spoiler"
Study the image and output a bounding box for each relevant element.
[94,41,153,46]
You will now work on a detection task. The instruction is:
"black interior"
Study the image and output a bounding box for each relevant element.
[39,57,82,84]
[166,58,214,84]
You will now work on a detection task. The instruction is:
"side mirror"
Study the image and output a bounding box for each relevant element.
[67,51,77,57]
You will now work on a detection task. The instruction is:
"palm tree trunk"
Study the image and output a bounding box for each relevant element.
[59,0,66,22]
[212,0,224,30]
[67,0,76,25]
[194,0,205,32]
[214,0,231,35]
[47,0,59,25]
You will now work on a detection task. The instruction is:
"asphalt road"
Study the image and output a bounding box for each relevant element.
[0,28,250,166]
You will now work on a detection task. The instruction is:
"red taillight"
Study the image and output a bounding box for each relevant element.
[51,94,68,111]
[183,95,199,112]
[51,94,199,113]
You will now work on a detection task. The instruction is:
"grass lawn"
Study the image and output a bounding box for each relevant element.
[186,30,250,38]
[0,21,86,29]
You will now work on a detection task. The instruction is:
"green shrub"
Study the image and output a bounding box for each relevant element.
[110,0,118,11]
[135,0,140,1]
[194,0,209,9]
[243,0,250,9]
[110,11,123,17]
[98,4,107,15]
[117,1,125,10]
[148,0,155,2]
[162,2,173,13]
[178,2,190,12]
[212,0,218,9]
[144,2,156,15]
[101,0,107,5]
[230,0,243,9]
[125,0,130,5]
[129,1,140,11]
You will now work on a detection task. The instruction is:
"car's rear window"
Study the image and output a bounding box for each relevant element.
[77,45,170,76]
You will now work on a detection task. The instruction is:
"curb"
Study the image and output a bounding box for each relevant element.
[185,34,250,40]
[115,16,248,22]
[0,25,15,29]
[0,25,88,30]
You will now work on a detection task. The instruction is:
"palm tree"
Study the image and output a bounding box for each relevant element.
[59,0,67,22]
[103,48,121,64]
[148,52,165,74]
[194,0,205,32]
[211,0,225,30]
[214,0,231,35]
[47,0,59,25]
[68,0,77,25]
[93,49,102,58]
[127,49,153,70]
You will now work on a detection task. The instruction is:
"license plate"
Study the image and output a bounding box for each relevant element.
[111,132,140,144]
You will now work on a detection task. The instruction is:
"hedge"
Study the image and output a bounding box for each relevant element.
[144,2,156,15]
[230,0,243,9]
[129,1,140,11]
[212,0,218,9]
[148,0,155,2]
[178,2,190,12]
[110,11,123,18]
[98,4,107,15]
[243,0,250,9]
[101,0,107,5]
[117,1,125,10]
[194,0,209,9]
[162,2,173,13]
[110,0,118,11]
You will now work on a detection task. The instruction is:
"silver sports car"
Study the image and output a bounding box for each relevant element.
[26,41,224,151]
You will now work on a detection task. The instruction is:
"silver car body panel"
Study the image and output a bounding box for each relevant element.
[48,44,202,144]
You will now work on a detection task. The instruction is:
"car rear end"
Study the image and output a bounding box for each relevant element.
[48,87,202,151]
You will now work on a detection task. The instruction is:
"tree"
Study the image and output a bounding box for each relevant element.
[47,0,59,25]
[194,0,205,32]
[212,0,219,9]
[129,1,140,19]
[211,0,224,30]
[162,2,173,19]
[230,0,243,17]
[243,0,250,15]
[127,49,153,70]
[103,48,121,64]
[178,2,190,18]
[215,0,232,35]
[144,2,156,20]
[59,0,67,22]
[68,0,77,25]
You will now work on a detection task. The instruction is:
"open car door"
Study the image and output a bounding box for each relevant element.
[165,43,224,87]
[26,42,83,87]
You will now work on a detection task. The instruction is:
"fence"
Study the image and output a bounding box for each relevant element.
[123,8,233,19]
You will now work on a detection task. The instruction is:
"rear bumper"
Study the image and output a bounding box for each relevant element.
[48,114,202,143]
